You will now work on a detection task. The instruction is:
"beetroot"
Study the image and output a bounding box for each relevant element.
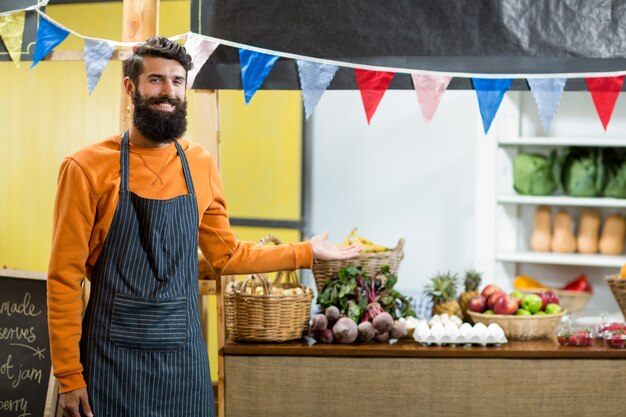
[389,320,407,339]
[332,317,358,344]
[372,312,394,333]
[310,313,328,331]
[325,306,340,323]
[317,328,334,344]
[374,331,389,343]
[357,321,375,342]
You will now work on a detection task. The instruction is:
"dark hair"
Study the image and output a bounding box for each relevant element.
[123,36,194,86]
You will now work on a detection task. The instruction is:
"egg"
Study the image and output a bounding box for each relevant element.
[459,322,475,339]
[487,323,505,340]
[474,322,488,341]
[430,323,445,340]
[445,322,460,339]
[439,313,450,324]
[415,325,431,342]
[428,316,442,327]
[449,315,463,327]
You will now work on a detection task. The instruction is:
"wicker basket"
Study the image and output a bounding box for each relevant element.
[312,238,405,292]
[468,310,566,340]
[606,274,626,319]
[224,235,313,342]
[514,287,592,313]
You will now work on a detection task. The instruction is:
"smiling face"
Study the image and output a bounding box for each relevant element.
[124,56,188,144]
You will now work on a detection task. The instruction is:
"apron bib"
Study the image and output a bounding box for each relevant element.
[80,132,213,417]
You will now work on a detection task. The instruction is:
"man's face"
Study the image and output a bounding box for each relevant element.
[131,56,188,144]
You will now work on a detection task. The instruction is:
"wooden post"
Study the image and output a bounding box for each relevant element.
[119,0,160,132]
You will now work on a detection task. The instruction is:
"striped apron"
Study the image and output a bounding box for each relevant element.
[80,131,213,417]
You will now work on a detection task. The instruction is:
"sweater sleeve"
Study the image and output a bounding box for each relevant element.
[198,156,313,275]
[47,158,96,393]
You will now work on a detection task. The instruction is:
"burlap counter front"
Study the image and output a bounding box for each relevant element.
[223,339,626,417]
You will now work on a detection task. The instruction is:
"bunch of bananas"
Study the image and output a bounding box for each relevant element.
[340,228,388,253]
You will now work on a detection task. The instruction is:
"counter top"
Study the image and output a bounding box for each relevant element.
[223,337,626,359]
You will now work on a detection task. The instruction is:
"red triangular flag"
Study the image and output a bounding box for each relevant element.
[585,76,625,130]
[354,69,394,124]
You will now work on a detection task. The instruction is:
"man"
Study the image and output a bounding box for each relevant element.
[48,36,360,417]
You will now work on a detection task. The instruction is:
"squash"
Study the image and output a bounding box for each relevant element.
[599,213,626,256]
[577,209,600,254]
[530,205,552,252]
[551,210,576,253]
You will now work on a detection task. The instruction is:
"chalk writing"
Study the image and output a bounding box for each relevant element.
[0,293,41,318]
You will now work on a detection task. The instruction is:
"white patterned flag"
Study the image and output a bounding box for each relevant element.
[528,78,567,132]
[411,74,452,125]
[0,11,25,67]
[184,33,218,89]
[84,39,114,95]
[296,60,338,119]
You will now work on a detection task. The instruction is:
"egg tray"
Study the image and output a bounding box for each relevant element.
[412,334,508,347]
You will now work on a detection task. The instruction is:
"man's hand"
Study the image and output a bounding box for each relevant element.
[59,387,93,417]
[310,231,362,261]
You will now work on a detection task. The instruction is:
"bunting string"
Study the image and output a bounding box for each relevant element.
[1,0,625,132]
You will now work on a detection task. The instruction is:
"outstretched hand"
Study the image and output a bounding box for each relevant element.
[310,231,362,261]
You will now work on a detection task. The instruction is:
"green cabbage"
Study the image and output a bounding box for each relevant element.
[558,148,605,197]
[513,153,556,195]
[603,149,626,198]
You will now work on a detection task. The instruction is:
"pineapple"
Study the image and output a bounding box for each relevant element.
[425,271,463,319]
[459,269,483,321]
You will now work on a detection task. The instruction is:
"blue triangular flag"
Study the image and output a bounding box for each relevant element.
[296,60,338,119]
[472,78,512,134]
[238,49,279,105]
[84,39,114,95]
[527,78,567,132]
[31,16,70,68]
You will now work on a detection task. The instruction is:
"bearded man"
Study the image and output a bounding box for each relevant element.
[47,36,360,417]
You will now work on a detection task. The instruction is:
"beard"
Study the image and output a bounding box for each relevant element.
[132,91,188,144]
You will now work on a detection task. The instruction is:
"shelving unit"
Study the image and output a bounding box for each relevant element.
[473,92,626,313]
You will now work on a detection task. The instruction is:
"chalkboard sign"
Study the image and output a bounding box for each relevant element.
[0,269,55,417]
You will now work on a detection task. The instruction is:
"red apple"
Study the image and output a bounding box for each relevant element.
[544,290,560,305]
[481,284,501,299]
[487,291,505,310]
[493,294,518,315]
[468,295,487,313]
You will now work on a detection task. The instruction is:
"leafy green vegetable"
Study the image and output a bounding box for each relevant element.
[603,149,626,198]
[513,153,556,195]
[559,148,605,197]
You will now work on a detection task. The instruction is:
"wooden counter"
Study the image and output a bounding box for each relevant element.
[222,338,626,417]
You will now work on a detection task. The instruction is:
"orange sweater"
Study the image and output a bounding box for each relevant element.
[47,135,313,393]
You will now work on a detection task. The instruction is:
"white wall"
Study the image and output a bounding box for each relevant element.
[306,90,480,300]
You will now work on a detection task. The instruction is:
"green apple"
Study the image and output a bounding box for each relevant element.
[510,290,524,299]
[544,303,563,315]
[484,309,494,315]
[533,311,547,316]
[521,294,542,314]
[515,308,531,316]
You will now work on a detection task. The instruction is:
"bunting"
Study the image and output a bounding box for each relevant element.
[296,60,338,119]
[184,33,219,89]
[238,48,279,105]
[355,69,394,124]
[528,78,567,132]
[585,76,625,130]
[0,11,25,67]
[472,78,512,134]
[31,15,69,68]
[84,39,113,95]
[411,74,452,125]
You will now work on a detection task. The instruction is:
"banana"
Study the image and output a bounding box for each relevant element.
[339,228,389,253]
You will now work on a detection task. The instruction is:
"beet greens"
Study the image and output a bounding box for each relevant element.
[316,265,415,324]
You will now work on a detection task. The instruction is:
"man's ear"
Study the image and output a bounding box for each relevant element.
[123,77,135,98]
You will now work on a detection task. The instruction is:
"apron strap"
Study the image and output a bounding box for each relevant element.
[120,131,196,195]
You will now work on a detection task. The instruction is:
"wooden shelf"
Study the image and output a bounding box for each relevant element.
[499,137,626,147]
[497,194,626,208]
[497,251,626,267]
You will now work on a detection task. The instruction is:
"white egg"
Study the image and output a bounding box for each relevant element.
[428,316,441,327]
[415,325,431,341]
[459,322,475,339]
[449,315,463,326]
[430,323,445,340]
[487,323,505,340]
[474,323,488,340]
[445,322,460,339]
[439,313,450,324]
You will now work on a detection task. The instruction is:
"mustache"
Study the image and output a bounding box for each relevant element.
[141,96,182,107]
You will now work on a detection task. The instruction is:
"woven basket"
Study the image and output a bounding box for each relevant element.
[468,310,566,340]
[312,238,405,292]
[606,274,626,319]
[224,235,313,342]
[514,287,592,313]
